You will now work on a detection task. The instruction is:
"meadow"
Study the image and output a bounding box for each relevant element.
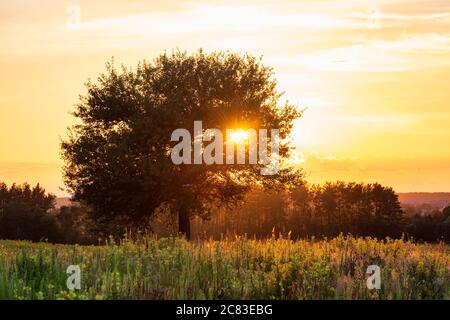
[0,235,448,300]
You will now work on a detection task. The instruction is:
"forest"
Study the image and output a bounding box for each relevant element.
[0,181,448,244]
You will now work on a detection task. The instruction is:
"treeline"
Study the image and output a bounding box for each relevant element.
[1,182,449,244]
[192,182,450,242]
[404,205,450,242]
[0,183,93,244]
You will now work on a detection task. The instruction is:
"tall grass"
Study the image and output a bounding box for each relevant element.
[0,235,448,300]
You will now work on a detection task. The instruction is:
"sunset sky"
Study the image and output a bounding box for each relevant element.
[1,0,450,195]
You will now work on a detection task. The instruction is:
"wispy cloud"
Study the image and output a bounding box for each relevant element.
[279,33,450,73]
[1,0,450,192]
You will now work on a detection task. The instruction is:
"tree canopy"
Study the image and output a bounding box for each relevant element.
[0,182,57,241]
[61,50,303,238]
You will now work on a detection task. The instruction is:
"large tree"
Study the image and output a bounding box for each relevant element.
[61,50,303,238]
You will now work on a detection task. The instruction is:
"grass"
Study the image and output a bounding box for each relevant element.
[0,235,448,300]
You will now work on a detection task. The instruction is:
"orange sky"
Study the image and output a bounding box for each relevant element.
[1,0,450,195]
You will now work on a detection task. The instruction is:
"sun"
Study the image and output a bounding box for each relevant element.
[230,130,249,143]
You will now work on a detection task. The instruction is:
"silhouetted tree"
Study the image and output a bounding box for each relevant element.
[443,205,450,217]
[193,182,409,240]
[406,205,450,242]
[0,182,59,242]
[55,205,94,244]
[61,50,303,239]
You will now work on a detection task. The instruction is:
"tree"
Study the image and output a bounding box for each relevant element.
[55,205,94,244]
[61,50,303,239]
[443,205,450,218]
[0,182,59,242]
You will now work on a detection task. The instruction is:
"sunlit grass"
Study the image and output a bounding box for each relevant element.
[0,235,448,300]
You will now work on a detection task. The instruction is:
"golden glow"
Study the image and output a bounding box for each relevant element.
[230,130,249,144]
[1,0,450,194]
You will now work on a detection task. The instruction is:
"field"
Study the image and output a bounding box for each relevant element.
[0,236,448,300]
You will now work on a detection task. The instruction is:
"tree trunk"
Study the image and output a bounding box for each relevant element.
[178,209,191,240]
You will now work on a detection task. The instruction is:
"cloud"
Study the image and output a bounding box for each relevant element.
[284,33,450,73]
[366,33,450,52]
[0,162,60,175]
[297,153,450,173]
[294,153,450,191]
[68,5,364,36]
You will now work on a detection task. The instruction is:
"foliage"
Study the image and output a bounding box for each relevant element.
[61,51,303,237]
[406,206,450,242]
[0,235,448,300]
[193,182,408,240]
[0,182,92,244]
[0,183,57,242]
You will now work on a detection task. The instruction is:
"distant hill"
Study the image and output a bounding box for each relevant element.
[55,197,74,208]
[397,193,450,209]
[55,193,450,210]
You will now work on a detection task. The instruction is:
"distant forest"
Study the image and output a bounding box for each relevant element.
[0,181,449,244]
